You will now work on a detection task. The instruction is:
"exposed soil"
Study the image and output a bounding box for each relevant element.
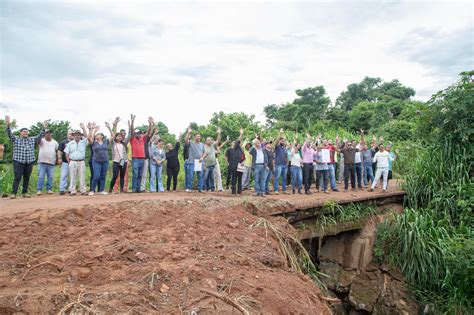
[0,198,333,314]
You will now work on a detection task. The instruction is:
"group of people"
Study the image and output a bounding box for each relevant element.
[3,115,397,199]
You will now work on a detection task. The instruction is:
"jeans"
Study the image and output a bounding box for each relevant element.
[355,163,363,188]
[338,155,345,182]
[316,169,329,191]
[344,163,356,190]
[363,165,374,186]
[253,164,266,194]
[204,165,215,191]
[12,161,33,194]
[59,162,69,192]
[327,163,337,190]
[372,167,389,190]
[290,166,302,191]
[110,161,127,192]
[185,160,203,191]
[166,165,180,191]
[132,158,145,192]
[265,169,273,193]
[303,163,313,192]
[273,164,287,192]
[214,161,223,191]
[149,163,164,192]
[36,163,55,192]
[91,160,108,192]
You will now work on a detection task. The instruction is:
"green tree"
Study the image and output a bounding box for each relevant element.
[29,120,71,142]
[335,77,382,111]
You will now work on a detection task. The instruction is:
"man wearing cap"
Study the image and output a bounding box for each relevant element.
[58,131,74,195]
[128,115,154,193]
[5,115,47,198]
[64,124,89,196]
[36,129,59,195]
[184,127,205,192]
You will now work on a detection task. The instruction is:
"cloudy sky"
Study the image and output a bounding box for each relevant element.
[1,0,473,134]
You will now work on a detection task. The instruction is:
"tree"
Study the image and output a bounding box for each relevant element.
[335,77,382,111]
[29,120,71,142]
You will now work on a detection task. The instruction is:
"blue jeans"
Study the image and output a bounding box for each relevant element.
[327,163,337,190]
[204,165,215,191]
[273,164,287,192]
[149,163,164,192]
[355,163,363,188]
[265,169,273,193]
[91,160,109,192]
[364,165,374,186]
[36,163,55,191]
[59,162,69,192]
[185,160,203,191]
[290,166,302,191]
[132,158,145,192]
[316,169,329,191]
[253,164,266,194]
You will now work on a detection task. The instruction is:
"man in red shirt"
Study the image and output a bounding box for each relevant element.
[129,115,154,193]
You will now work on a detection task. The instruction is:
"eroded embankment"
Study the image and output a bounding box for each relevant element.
[0,198,331,314]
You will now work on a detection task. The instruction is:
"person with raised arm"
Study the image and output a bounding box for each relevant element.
[201,133,219,192]
[321,134,339,192]
[140,117,155,192]
[149,136,166,193]
[369,144,397,192]
[86,122,109,195]
[249,138,269,197]
[65,123,89,196]
[36,129,59,195]
[184,126,205,192]
[5,115,47,198]
[336,135,359,192]
[129,115,151,193]
[290,140,303,194]
[165,134,181,192]
[273,128,289,194]
[106,120,128,194]
[226,139,245,195]
[301,135,316,195]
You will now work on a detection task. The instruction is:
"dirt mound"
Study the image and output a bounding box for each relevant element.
[0,198,331,314]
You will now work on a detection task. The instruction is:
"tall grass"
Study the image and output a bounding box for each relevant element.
[376,141,473,314]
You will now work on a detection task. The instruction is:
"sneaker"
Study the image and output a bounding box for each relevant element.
[22,194,31,198]
[382,189,387,193]
[298,190,303,194]
[70,192,76,196]
[324,191,330,194]
[352,189,357,192]
[344,189,348,192]
[36,191,42,196]
[47,190,53,194]
[305,191,313,195]
[274,191,279,195]
[80,192,88,196]
[265,192,271,195]
[60,191,65,196]
[332,189,340,192]
[292,190,295,194]
[10,194,16,199]
[368,188,374,192]
[252,193,260,197]
[282,191,290,195]
[316,190,320,193]
[88,192,95,196]
[259,193,266,197]
[100,191,108,195]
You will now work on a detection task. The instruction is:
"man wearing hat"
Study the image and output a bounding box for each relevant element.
[128,115,154,193]
[36,129,59,195]
[64,124,89,196]
[5,115,47,199]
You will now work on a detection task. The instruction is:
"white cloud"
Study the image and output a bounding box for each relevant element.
[1,0,473,134]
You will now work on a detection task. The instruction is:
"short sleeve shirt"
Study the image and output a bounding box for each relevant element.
[204,144,217,167]
[38,138,58,165]
[188,142,205,163]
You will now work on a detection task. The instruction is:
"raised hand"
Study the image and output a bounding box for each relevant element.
[128,120,131,129]
[148,116,154,124]
[105,122,111,129]
[279,128,284,133]
[79,123,85,130]
[187,127,192,134]
[336,135,340,142]
[360,129,364,135]
[317,133,322,139]
[113,117,120,125]
[239,128,244,134]
[372,135,377,141]
[380,136,384,142]
[5,115,10,126]
[130,114,136,122]
[226,135,230,141]
[217,127,222,133]
[42,120,49,129]
[306,132,311,139]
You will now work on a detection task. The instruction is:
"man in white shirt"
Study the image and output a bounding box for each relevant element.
[36,130,58,195]
[369,144,396,192]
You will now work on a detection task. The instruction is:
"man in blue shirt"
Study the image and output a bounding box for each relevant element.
[65,125,89,196]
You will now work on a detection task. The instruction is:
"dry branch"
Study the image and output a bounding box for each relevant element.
[21,261,62,280]
[200,288,250,315]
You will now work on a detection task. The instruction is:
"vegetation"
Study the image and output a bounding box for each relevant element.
[1,69,472,312]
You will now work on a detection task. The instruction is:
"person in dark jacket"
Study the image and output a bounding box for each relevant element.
[249,139,269,197]
[226,140,245,195]
[165,141,180,191]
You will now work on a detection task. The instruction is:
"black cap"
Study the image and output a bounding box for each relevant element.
[19,128,28,132]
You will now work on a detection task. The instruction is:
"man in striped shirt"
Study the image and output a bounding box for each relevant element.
[5,115,47,199]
